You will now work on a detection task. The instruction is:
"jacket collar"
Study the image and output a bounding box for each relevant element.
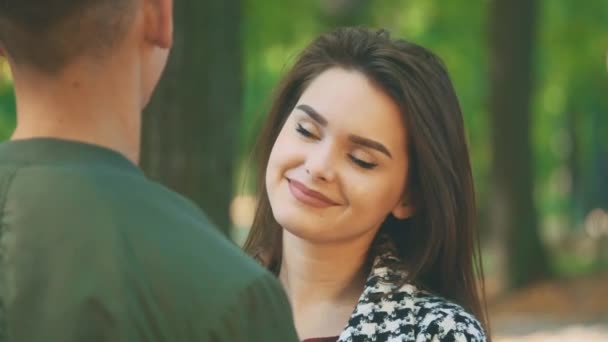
[337,234,417,341]
[366,233,409,294]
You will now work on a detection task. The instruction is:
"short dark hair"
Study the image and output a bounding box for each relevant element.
[0,0,136,73]
[243,27,489,333]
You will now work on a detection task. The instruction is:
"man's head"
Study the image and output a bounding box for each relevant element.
[0,0,172,103]
[0,0,172,80]
[0,0,138,73]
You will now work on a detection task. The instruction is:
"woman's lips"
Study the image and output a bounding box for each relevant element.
[287,179,339,208]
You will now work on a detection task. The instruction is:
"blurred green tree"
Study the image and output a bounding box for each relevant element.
[487,0,551,289]
[141,0,242,234]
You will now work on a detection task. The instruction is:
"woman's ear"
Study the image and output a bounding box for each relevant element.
[391,195,415,220]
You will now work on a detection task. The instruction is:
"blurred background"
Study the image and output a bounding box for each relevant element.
[1,0,607,340]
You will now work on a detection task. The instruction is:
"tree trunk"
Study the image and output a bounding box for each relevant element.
[141,1,241,235]
[488,0,550,289]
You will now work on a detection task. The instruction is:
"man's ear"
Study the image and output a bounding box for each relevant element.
[144,0,173,49]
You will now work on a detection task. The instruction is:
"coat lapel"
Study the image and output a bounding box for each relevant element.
[337,235,410,341]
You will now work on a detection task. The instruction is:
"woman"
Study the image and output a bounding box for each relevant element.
[244,27,489,341]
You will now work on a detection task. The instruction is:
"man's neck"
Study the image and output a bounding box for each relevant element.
[9,59,143,164]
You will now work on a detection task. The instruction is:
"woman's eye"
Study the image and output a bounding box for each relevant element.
[348,154,378,170]
[296,123,317,139]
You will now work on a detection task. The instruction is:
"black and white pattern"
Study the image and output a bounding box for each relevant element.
[337,236,487,342]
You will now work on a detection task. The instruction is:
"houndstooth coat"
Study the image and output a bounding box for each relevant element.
[336,236,487,342]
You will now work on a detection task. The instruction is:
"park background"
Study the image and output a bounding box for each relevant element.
[1,0,607,340]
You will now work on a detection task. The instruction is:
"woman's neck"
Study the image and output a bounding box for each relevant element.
[279,230,376,339]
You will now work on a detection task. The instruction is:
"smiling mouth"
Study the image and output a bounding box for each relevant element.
[287,178,339,208]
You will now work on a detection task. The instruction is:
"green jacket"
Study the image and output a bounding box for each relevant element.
[0,138,298,342]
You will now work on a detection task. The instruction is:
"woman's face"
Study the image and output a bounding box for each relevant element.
[265,67,413,244]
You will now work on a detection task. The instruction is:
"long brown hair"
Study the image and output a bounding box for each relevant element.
[243,27,489,334]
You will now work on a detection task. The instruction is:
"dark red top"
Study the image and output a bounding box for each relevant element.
[302,337,339,342]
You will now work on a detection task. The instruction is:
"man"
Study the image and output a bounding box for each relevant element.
[0,0,298,340]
